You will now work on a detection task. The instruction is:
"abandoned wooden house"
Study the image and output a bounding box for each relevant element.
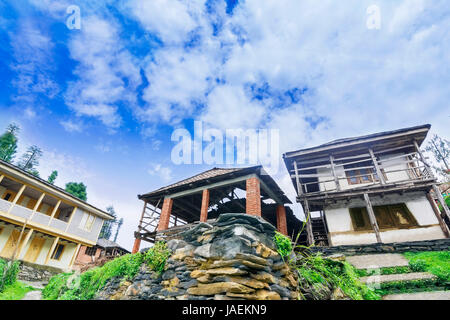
[75,238,130,265]
[283,124,450,247]
[0,159,114,270]
[132,166,302,253]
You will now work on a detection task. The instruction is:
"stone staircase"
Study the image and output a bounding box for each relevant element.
[345,253,449,300]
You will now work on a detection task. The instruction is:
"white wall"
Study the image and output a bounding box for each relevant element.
[325,193,446,246]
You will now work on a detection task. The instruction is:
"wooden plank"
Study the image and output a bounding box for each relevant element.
[293,161,303,196]
[369,148,386,185]
[363,193,382,243]
[426,192,450,238]
[330,155,341,191]
[433,184,450,222]
[303,199,314,246]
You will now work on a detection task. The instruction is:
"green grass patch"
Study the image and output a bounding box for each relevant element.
[374,278,445,296]
[43,241,172,300]
[291,252,381,300]
[0,258,21,292]
[0,281,35,300]
[403,251,450,284]
[356,266,413,277]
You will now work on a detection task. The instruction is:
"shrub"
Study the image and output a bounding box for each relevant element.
[273,232,293,259]
[405,251,450,284]
[0,259,20,292]
[143,241,172,274]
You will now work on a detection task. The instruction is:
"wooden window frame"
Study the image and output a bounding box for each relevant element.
[0,227,3,235]
[350,204,418,231]
[51,244,65,261]
[85,246,97,257]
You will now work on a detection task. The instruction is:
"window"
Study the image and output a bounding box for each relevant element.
[85,246,97,256]
[79,213,95,232]
[3,192,13,201]
[346,167,387,185]
[350,204,418,231]
[51,244,65,260]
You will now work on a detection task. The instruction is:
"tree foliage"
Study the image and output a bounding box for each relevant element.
[99,206,117,240]
[425,134,450,181]
[0,123,20,163]
[17,145,43,177]
[47,170,58,184]
[65,182,87,201]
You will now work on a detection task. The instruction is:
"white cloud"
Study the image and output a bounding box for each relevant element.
[147,163,173,183]
[60,119,84,133]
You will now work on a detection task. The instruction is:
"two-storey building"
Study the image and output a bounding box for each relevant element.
[283,124,450,247]
[0,159,114,271]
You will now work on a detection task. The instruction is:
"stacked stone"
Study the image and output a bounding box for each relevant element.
[97,213,299,300]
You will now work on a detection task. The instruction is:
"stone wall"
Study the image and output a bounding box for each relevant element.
[311,238,450,256]
[97,213,299,300]
[18,261,61,283]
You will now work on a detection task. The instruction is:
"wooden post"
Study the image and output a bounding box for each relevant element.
[369,148,386,185]
[7,184,26,213]
[329,155,341,191]
[132,238,141,254]
[303,199,314,246]
[64,207,78,232]
[48,200,62,225]
[16,229,34,260]
[363,193,382,243]
[69,243,82,270]
[426,192,450,238]
[0,175,4,184]
[157,198,173,231]
[414,140,434,178]
[45,237,60,265]
[31,193,46,218]
[200,189,210,222]
[293,161,303,195]
[432,184,450,222]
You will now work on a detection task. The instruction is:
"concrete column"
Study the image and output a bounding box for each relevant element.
[246,177,261,216]
[199,189,210,222]
[276,205,288,236]
[157,197,173,231]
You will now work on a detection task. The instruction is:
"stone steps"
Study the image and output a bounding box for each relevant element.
[382,291,450,300]
[360,272,436,284]
[346,253,409,269]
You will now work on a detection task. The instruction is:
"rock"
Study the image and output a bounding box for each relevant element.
[194,244,214,259]
[187,282,255,296]
[235,253,268,266]
[162,270,176,280]
[227,290,281,300]
[327,254,346,262]
[331,288,348,300]
[206,267,248,276]
[178,279,198,289]
[255,243,279,259]
[190,270,207,278]
[251,272,276,284]
[167,239,188,251]
[270,284,292,298]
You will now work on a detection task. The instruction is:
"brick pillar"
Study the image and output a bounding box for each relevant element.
[276,205,288,236]
[132,238,141,254]
[157,197,173,231]
[200,189,210,222]
[246,177,261,216]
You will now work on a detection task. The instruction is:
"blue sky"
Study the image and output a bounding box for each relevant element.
[0,0,449,250]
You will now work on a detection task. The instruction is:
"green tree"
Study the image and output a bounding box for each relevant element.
[0,123,20,163]
[99,206,117,240]
[17,145,43,177]
[113,218,123,243]
[65,182,87,201]
[425,134,450,182]
[47,170,58,184]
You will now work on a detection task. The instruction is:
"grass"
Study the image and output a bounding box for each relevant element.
[403,251,450,284]
[0,281,36,300]
[374,278,444,296]
[291,251,381,300]
[43,241,172,300]
[356,266,413,277]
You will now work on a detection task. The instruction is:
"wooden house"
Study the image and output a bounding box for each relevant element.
[283,124,450,246]
[0,159,114,271]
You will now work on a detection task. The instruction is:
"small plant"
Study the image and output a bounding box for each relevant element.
[0,259,20,293]
[273,232,293,259]
[409,259,428,272]
[144,241,172,274]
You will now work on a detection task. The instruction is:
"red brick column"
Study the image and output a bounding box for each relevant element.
[246,177,261,216]
[200,189,210,222]
[157,197,173,231]
[276,205,288,236]
[132,238,141,254]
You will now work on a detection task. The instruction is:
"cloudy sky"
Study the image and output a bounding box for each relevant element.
[1,0,449,250]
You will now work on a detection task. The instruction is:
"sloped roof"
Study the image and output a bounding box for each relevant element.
[97,238,129,252]
[139,165,291,204]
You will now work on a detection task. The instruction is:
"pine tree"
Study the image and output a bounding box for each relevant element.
[65,182,87,201]
[0,123,20,163]
[100,206,117,240]
[17,145,43,177]
[47,170,58,184]
[425,134,450,182]
[113,218,123,243]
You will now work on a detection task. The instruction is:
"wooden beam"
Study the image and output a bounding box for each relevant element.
[293,161,303,196]
[432,184,450,222]
[363,193,382,243]
[330,155,341,191]
[69,243,82,270]
[7,184,26,213]
[45,236,60,265]
[0,174,4,184]
[369,148,386,185]
[16,228,34,260]
[303,199,314,246]
[48,200,62,225]
[414,140,434,178]
[64,207,78,232]
[426,192,450,238]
